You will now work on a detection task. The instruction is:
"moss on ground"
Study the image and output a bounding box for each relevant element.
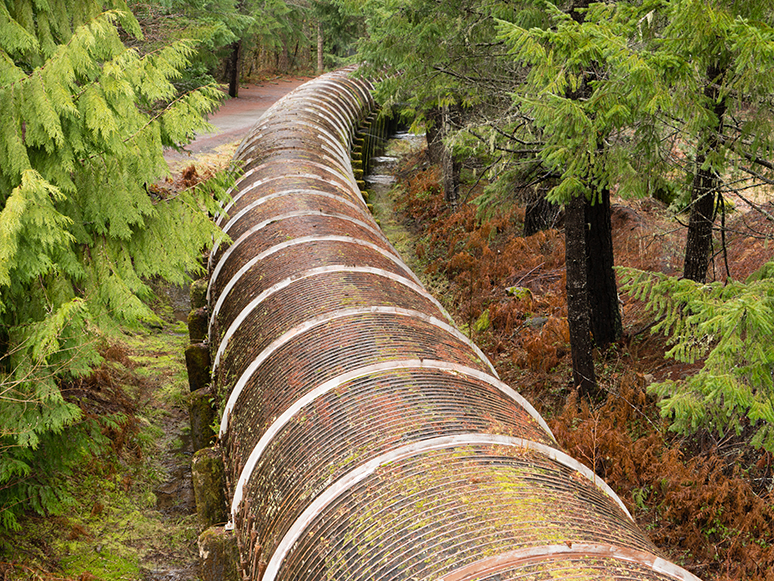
[1,320,201,580]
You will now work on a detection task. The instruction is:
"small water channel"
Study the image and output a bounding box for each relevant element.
[363,131,425,263]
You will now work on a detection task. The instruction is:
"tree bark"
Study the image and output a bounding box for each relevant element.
[426,105,461,207]
[565,194,597,397]
[683,63,727,282]
[317,22,324,74]
[585,187,622,348]
[442,144,461,208]
[425,107,443,164]
[441,104,461,208]
[524,185,561,236]
[227,40,241,98]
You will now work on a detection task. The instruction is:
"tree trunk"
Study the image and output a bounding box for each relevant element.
[425,107,443,164]
[524,185,560,236]
[227,40,241,98]
[585,187,622,348]
[317,22,324,74]
[683,63,727,282]
[683,154,718,282]
[426,105,461,207]
[442,146,461,208]
[441,104,461,208]
[565,194,597,397]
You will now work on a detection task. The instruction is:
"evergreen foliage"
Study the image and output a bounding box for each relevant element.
[311,0,364,69]
[495,1,661,204]
[621,264,774,453]
[0,1,234,530]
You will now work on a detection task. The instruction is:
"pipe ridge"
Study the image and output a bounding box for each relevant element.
[209,235,418,332]
[438,543,704,581]
[257,434,638,581]
[210,210,392,288]
[218,308,501,437]
[226,361,558,500]
[210,265,451,368]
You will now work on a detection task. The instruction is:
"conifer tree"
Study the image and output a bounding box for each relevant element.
[497,1,651,391]
[0,0,232,530]
[621,263,774,453]
[655,0,774,282]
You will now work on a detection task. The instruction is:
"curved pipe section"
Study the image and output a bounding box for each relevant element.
[208,68,703,581]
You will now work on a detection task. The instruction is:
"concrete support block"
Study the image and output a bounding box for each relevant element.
[192,446,228,530]
[190,278,209,309]
[188,306,208,344]
[189,386,216,453]
[185,342,211,392]
[198,526,240,581]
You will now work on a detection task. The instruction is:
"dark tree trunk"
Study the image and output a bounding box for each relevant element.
[565,194,597,397]
[683,63,727,282]
[524,186,561,236]
[425,107,443,164]
[426,105,461,207]
[227,40,242,98]
[441,104,461,207]
[442,145,461,208]
[585,188,622,348]
[683,154,718,282]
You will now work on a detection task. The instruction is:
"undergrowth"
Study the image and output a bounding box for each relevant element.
[391,148,774,581]
[0,319,198,581]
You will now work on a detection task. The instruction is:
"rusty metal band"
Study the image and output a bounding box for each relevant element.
[210,265,452,370]
[235,156,358,206]
[237,118,350,165]
[299,103,351,139]
[244,109,353,157]
[215,172,335,228]
[305,81,365,117]
[208,215,395,299]
[218,308,501,436]
[257,434,635,581]
[302,96,359,133]
[282,117,354,159]
[239,144,342,177]
[227,362,556,506]
[437,543,703,581]
[209,235,416,328]
[216,168,357,228]
[240,120,351,165]
[206,190,374,279]
[223,189,366,237]
[317,79,372,114]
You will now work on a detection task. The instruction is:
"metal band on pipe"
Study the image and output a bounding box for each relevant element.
[438,544,704,581]
[257,434,636,581]
[209,216,396,303]
[227,362,557,511]
[211,265,453,370]
[218,308,501,437]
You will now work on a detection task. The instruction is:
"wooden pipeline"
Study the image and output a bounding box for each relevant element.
[207,68,703,581]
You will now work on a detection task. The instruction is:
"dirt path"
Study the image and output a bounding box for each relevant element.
[165,75,314,169]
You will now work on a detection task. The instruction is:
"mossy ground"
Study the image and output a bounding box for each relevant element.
[1,314,201,580]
